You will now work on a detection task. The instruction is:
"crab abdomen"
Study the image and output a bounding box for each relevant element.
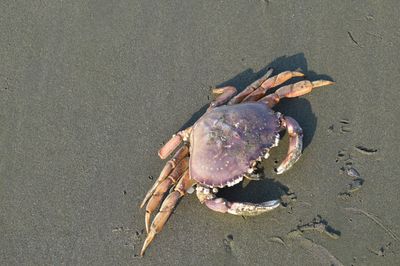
[189,102,281,187]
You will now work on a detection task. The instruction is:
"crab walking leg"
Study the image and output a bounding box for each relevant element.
[208,86,237,110]
[259,80,335,108]
[158,127,192,160]
[276,116,303,174]
[140,145,189,208]
[241,70,304,102]
[228,68,274,105]
[140,171,195,256]
[143,158,189,233]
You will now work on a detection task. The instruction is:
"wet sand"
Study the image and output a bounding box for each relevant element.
[1,1,399,265]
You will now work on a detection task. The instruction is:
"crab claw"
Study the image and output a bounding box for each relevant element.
[276,116,303,175]
[227,200,280,216]
[204,197,280,216]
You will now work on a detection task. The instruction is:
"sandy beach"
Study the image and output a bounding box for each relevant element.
[1,1,399,265]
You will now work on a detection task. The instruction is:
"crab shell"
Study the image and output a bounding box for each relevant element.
[189,102,281,188]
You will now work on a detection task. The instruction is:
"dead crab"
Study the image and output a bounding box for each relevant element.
[140,68,334,255]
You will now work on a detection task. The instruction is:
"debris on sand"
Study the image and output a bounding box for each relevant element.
[296,215,341,240]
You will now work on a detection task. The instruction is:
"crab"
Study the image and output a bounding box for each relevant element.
[139,68,334,255]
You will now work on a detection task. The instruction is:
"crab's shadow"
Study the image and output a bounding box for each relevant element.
[217,175,289,204]
[179,53,333,203]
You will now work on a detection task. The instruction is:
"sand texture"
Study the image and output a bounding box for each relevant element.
[1,1,399,265]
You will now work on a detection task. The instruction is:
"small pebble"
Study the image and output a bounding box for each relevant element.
[346,167,360,178]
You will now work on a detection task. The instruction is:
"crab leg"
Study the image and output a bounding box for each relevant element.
[275,116,303,174]
[196,188,280,216]
[259,80,335,108]
[228,68,274,104]
[241,70,304,102]
[208,86,237,110]
[158,127,192,160]
[143,158,189,233]
[140,145,189,208]
[140,170,195,256]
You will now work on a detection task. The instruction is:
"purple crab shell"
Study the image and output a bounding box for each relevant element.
[189,102,281,188]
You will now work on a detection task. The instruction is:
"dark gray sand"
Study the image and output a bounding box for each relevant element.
[1,1,400,265]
